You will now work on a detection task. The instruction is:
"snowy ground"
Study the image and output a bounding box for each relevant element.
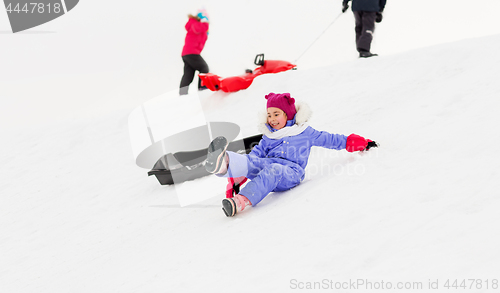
[1,1,500,292]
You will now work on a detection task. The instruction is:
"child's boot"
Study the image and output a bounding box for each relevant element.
[222,194,251,217]
[205,136,229,175]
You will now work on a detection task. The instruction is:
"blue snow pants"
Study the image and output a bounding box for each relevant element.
[219,151,305,206]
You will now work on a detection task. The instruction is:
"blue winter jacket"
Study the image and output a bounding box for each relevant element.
[343,0,386,12]
[249,126,347,170]
[226,102,348,206]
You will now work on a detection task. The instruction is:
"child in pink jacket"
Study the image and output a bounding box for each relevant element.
[179,10,210,95]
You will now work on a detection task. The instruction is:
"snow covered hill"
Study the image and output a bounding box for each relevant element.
[2,33,500,292]
[2,0,500,292]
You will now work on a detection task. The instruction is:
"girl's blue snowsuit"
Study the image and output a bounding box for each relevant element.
[221,114,348,206]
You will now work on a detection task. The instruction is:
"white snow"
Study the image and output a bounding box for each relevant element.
[1,0,500,292]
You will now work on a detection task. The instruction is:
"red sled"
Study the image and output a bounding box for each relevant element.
[199,54,296,93]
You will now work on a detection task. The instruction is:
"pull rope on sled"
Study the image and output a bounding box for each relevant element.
[294,12,344,64]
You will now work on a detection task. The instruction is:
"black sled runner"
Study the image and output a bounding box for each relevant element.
[148,134,262,185]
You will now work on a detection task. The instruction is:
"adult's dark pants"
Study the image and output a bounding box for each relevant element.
[353,11,376,53]
[179,54,209,95]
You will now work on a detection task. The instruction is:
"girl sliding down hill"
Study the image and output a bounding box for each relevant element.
[205,92,378,217]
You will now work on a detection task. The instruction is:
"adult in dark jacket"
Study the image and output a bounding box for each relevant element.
[342,0,386,58]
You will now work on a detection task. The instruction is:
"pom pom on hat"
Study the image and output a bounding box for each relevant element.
[196,9,209,22]
[265,92,297,120]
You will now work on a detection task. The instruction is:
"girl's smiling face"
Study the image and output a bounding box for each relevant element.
[267,107,288,130]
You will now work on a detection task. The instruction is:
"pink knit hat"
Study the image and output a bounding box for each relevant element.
[265,92,297,120]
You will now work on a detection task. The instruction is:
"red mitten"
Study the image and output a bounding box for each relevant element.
[225,176,248,198]
[346,134,370,152]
